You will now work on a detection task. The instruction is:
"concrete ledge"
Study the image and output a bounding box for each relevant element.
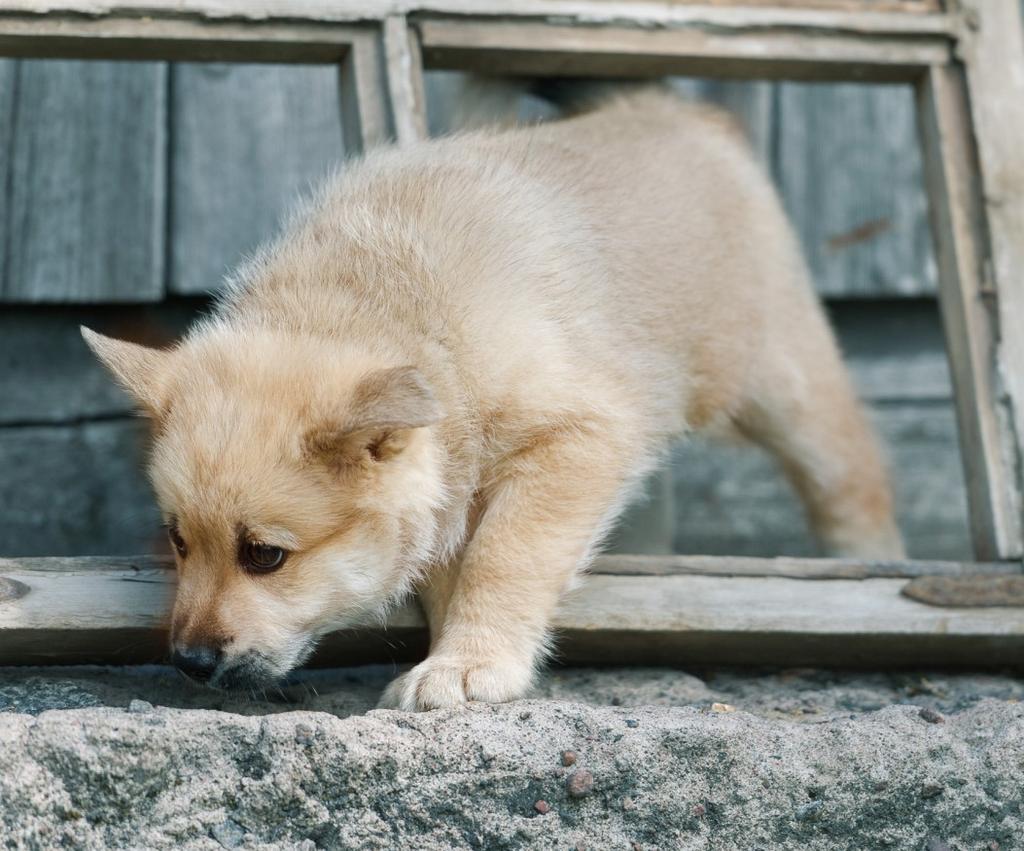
[1,666,1021,849]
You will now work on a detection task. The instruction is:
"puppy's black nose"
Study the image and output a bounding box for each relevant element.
[172,645,222,683]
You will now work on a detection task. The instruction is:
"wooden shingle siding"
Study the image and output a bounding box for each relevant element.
[612,299,969,561]
[0,63,938,301]
[673,78,776,163]
[675,80,936,298]
[0,296,969,561]
[0,302,201,557]
[0,420,161,557]
[429,74,936,300]
[1,399,966,560]
[0,60,167,302]
[0,51,971,560]
[667,403,970,560]
[774,82,936,297]
[169,63,344,295]
[834,299,950,401]
[0,304,199,425]
[0,63,15,264]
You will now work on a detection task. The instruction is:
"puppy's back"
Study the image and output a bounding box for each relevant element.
[233,88,810,436]
[453,88,809,430]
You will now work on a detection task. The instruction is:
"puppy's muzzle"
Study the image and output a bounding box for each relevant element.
[171,643,222,684]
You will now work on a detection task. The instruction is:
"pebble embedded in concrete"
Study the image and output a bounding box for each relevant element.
[795,800,824,822]
[210,818,246,849]
[566,768,595,799]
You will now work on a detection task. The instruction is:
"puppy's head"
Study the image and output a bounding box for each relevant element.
[83,325,445,689]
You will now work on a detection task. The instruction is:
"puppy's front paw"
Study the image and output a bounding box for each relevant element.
[377,654,534,711]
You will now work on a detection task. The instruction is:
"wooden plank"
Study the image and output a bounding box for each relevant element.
[0,18,373,63]
[0,4,955,79]
[417,19,950,83]
[339,28,394,155]
[915,64,1022,560]
[169,64,344,295]
[1,60,166,302]
[0,2,958,35]
[774,82,936,297]
[383,15,428,146]
[0,1,943,16]
[617,1,941,8]
[955,0,1024,560]
[1,555,1021,668]
[598,554,1019,580]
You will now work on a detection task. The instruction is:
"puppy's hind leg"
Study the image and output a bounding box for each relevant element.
[733,300,905,559]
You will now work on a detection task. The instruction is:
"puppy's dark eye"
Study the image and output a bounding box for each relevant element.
[239,541,287,574]
[168,523,188,559]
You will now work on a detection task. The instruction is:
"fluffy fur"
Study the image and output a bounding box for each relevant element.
[85,88,903,710]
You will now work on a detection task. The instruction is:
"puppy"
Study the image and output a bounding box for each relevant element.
[85,87,903,710]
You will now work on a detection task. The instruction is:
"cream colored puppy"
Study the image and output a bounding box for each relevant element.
[85,88,903,709]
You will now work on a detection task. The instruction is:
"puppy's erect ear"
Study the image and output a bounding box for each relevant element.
[306,366,443,465]
[81,327,170,417]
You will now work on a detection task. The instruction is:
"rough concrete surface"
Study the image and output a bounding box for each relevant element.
[1,666,1022,850]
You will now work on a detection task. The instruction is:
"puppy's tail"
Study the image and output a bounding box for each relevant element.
[444,75,537,131]
[530,77,672,116]
[441,74,670,131]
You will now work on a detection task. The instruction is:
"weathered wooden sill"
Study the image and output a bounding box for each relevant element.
[1,554,1021,670]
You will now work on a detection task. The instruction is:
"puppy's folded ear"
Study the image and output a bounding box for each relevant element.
[81,327,170,418]
[305,366,443,465]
